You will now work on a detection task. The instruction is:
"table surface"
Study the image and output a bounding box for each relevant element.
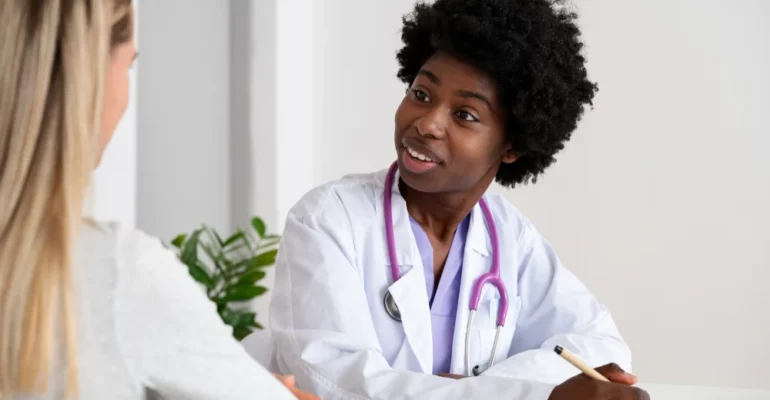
[639,383,770,399]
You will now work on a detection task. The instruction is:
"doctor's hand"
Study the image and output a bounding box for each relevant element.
[548,364,650,400]
[273,374,321,400]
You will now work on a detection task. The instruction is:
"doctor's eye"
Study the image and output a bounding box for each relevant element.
[455,110,479,122]
[410,89,431,103]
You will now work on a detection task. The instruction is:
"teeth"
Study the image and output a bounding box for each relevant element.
[407,146,434,162]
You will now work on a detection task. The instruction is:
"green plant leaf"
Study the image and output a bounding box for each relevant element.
[232,312,256,328]
[218,285,267,303]
[251,217,267,238]
[228,259,249,272]
[224,244,243,258]
[212,229,225,247]
[173,218,274,340]
[228,249,278,276]
[223,241,248,256]
[232,326,253,341]
[200,241,217,262]
[223,232,252,264]
[201,226,221,250]
[180,230,202,266]
[187,262,215,289]
[238,230,255,253]
[200,242,227,276]
[257,238,281,250]
[222,231,245,248]
[253,249,278,267]
[221,308,257,327]
[171,234,187,249]
[237,269,266,285]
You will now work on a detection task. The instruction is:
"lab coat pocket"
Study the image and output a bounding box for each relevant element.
[476,296,522,371]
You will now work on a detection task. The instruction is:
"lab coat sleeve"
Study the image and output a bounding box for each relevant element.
[482,225,632,384]
[269,201,557,400]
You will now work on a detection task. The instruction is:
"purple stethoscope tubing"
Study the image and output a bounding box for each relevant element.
[383,161,509,375]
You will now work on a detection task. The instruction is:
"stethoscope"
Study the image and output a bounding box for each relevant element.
[381,161,510,376]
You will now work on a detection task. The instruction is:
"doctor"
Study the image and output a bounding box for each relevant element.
[260,0,648,399]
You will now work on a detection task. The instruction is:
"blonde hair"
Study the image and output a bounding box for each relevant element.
[0,0,132,396]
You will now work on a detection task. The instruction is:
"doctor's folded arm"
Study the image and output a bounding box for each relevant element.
[250,0,649,399]
[263,181,639,400]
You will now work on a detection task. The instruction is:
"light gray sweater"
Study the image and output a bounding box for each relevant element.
[13,221,295,400]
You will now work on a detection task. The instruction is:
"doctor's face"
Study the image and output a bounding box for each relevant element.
[394,52,516,194]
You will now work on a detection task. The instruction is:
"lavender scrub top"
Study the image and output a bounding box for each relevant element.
[408,215,470,375]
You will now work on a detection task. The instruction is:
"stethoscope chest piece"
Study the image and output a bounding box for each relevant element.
[383,291,401,322]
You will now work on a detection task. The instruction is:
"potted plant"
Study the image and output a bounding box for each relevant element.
[170,217,279,340]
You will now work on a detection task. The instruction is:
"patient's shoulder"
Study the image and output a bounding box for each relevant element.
[78,219,177,274]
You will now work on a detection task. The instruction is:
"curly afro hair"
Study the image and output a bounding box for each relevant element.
[396,0,597,188]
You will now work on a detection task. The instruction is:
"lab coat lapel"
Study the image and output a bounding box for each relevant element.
[382,171,433,374]
[450,201,492,374]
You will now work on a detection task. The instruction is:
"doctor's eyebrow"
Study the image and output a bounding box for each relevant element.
[417,68,493,111]
[417,69,440,85]
[457,90,493,112]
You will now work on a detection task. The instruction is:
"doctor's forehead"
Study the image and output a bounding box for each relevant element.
[416,53,499,103]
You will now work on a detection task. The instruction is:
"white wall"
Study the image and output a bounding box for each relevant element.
[256,0,769,390]
[504,0,769,389]
[136,0,232,242]
[312,0,414,184]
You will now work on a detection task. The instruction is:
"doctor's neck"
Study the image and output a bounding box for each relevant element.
[399,179,486,242]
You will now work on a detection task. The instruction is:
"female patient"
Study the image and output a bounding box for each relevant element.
[0,1,315,399]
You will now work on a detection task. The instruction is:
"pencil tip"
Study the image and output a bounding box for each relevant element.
[554,345,564,355]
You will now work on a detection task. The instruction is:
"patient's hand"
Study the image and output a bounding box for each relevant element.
[548,363,648,400]
[273,374,321,400]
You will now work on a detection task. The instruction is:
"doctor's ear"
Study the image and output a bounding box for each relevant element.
[501,146,520,164]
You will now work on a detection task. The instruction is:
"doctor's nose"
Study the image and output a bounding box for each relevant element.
[413,107,448,140]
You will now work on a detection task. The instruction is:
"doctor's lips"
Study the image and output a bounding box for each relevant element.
[401,139,443,164]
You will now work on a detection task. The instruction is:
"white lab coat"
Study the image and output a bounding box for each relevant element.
[256,168,631,400]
